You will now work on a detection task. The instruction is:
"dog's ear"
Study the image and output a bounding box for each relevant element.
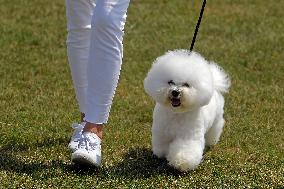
[144,66,157,99]
[143,74,152,96]
[196,81,214,107]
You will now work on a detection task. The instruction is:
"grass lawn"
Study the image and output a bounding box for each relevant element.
[0,0,283,188]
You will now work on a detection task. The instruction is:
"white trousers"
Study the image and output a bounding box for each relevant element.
[66,0,130,124]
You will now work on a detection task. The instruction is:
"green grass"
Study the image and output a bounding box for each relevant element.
[0,0,283,188]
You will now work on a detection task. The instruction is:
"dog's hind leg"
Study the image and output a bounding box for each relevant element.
[205,117,225,147]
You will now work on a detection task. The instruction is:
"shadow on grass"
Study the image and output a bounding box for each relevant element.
[0,137,93,176]
[107,147,183,178]
[0,144,101,179]
[58,147,183,178]
[0,142,185,179]
[109,146,213,178]
[0,152,68,173]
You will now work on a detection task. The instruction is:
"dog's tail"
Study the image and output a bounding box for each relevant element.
[209,63,231,94]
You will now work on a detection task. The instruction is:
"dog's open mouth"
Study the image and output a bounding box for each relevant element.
[171,98,181,107]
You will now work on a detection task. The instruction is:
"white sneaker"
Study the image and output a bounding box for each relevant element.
[68,122,85,152]
[71,132,102,167]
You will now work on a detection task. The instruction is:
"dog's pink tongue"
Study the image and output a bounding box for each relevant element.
[171,99,181,107]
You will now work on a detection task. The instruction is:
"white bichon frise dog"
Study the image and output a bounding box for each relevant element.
[144,50,231,171]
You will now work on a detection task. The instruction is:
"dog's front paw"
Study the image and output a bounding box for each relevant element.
[152,147,167,158]
[167,152,202,172]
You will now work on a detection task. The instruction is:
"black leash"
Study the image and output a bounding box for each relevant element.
[189,0,207,51]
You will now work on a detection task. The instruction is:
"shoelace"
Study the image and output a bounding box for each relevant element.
[77,134,100,151]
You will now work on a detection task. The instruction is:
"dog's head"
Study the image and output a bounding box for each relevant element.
[144,50,214,113]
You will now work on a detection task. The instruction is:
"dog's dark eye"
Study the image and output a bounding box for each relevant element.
[168,80,175,85]
[183,83,191,88]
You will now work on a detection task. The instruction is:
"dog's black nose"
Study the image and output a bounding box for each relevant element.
[171,90,180,97]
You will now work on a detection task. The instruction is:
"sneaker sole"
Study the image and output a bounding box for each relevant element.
[71,152,101,167]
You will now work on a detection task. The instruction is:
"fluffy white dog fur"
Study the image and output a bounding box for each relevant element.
[144,50,231,171]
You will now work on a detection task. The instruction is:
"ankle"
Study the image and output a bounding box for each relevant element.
[83,122,103,139]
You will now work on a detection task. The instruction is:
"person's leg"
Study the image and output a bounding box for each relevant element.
[71,0,130,166]
[66,0,95,152]
[65,0,95,117]
[83,0,130,137]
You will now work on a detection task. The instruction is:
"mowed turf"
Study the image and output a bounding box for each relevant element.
[0,0,283,188]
